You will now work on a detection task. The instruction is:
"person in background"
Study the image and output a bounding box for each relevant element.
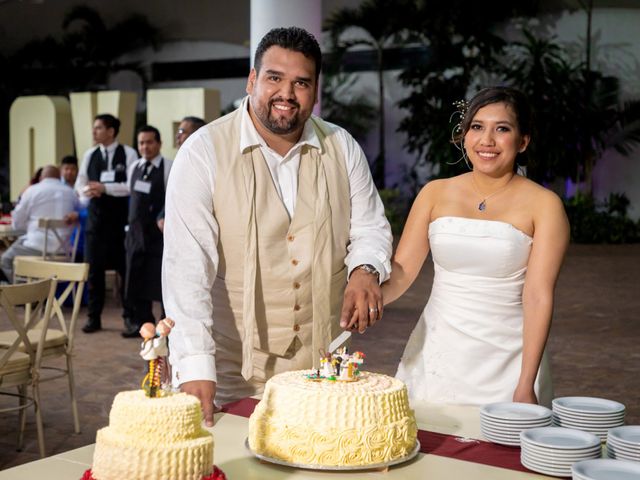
[1,165,78,281]
[60,155,79,188]
[122,125,172,338]
[75,113,137,333]
[16,167,43,203]
[176,116,206,148]
[162,27,392,425]
[384,86,569,407]
[156,116,206,233]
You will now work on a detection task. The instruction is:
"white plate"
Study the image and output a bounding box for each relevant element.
[520,456,571,477]
[552,397,625,415]
[481,422,529,434]
[481,402,552,422]
[522,447,600,464]
[481,428,520,440]
[608,426,640,447]
[552,410,624,426]
[553,416,625,427]
[608,439,640,453]
[553,414,626,426]
[483,435,520,447]
[481,418,552,430]
[607,443,640,458]
[522,443,601,459]
[572,458,640,479]
[607,451,640,462]
[553,403,626,417]
[521,454,573,470]
[521,427,600,450]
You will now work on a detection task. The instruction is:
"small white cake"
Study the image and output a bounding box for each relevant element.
[91,390,214,480]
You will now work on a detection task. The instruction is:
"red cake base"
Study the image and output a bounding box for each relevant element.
[81,465,227,480]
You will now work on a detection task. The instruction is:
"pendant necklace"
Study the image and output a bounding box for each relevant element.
[470,173,515,212]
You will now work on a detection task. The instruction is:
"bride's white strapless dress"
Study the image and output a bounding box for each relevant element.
[396,216,553,407]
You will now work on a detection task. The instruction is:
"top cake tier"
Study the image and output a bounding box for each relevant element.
[261,370,412,428]
[108,390,203,442]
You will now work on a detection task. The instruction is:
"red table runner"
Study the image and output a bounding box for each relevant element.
[222,398,530,473]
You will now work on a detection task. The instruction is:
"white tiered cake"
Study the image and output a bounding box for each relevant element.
[248,368,418,467]
[91,390,214,480]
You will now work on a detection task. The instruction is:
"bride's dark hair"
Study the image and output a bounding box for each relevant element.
[452,86,535,169]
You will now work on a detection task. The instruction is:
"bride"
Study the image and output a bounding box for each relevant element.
[383,86,569,407]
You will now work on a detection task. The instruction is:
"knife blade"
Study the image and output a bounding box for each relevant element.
[328,330,352,353]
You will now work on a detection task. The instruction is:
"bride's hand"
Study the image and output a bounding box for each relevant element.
[513,384,538,404]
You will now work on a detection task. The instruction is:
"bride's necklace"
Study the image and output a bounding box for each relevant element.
[470,173,515,212]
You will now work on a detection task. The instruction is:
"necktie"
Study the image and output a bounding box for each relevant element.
[143,162,153,179]
[102,148,109,168]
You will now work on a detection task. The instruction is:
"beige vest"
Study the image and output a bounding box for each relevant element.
[208,107,350,380]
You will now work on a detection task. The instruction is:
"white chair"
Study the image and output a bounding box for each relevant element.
[38,218,80,262]
[0,278,57,457]
[5,258,89,434]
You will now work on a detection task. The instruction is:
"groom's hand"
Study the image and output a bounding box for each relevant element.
[340,269,383,333]
[181,380,216,427]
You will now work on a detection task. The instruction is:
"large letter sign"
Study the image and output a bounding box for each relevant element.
[9,96,74,200]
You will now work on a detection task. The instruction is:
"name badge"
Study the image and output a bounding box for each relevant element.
[100,170,116,183]
[134,180,152,194]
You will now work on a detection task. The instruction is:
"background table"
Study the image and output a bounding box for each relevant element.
[0,403,555,479]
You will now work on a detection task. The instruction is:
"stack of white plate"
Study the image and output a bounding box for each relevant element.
[480,402,552,446]
[572,458,640,479]
[606,426,640,461]
[552,397,626,441]
[520,427,601,477]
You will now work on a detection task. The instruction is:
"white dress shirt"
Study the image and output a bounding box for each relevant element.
[127,154,173,191]
[75,141,138,205]
[163,97,393,385]
[12,178,79,253]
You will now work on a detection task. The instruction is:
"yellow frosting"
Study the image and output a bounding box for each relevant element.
[248,371,417,466]
[92,390,214,480]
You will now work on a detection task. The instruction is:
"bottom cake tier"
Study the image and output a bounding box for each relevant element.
[91,428,214,480]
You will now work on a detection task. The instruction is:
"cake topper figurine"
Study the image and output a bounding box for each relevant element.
[140,318,175,397]
[306,347,365,382]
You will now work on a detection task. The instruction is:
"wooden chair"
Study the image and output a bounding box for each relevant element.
[37,218,80,262]
[0,278,57,458]
[5,258,89,434]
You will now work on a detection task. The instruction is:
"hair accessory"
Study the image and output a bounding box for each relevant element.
[449,99,472,170]
[452,99,470,134]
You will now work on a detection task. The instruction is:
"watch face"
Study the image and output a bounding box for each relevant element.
[359,264,379,277]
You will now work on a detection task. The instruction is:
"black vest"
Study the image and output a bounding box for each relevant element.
[86,144,129,234]
[128,159,165,256]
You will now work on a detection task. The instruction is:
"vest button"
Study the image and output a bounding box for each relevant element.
[293,324,301,332]
[291,259,299,266]
[293,304,301,311]
[293,282,300,289]
[287,234,295,242]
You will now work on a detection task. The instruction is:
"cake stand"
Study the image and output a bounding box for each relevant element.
[245,438,421,472]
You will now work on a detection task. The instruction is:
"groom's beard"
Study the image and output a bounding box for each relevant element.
[252,97,302,135]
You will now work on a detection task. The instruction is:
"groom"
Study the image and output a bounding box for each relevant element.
[162,27,392,425]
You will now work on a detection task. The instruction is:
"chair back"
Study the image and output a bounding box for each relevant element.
[14,258,89,353]
[37,218,79,262]
[0,278,57,374]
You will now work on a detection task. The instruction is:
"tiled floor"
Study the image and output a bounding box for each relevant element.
[1,244,639,470]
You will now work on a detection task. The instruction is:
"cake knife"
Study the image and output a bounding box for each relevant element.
[328,330,352,353]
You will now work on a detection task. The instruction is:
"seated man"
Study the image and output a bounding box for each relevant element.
[1,165,78,281]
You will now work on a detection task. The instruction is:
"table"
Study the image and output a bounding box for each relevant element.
[0,403,554,479]
[0,224,24,249]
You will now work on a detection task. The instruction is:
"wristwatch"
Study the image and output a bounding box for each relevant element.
[352,263,380,280]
